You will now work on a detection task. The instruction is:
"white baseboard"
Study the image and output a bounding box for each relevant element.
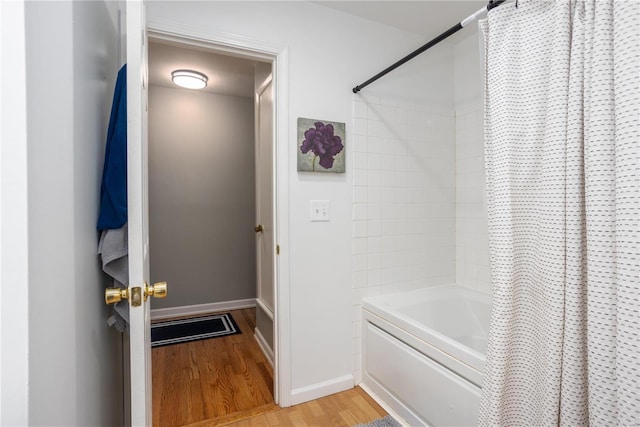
[254,327,274,368]
[151,298,256,321]
[290,374,354,406]
[358,382,411,427]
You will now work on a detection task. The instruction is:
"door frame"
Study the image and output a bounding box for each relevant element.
[146,22,292,406]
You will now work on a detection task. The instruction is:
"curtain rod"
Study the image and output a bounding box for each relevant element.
[352,0,508,94]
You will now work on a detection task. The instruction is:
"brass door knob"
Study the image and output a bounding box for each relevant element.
[105,287,128,305]
[105,281,167,305]
[146,281,168,299]
[255,224,263,233]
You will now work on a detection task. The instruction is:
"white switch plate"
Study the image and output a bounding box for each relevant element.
[310,200,330,222]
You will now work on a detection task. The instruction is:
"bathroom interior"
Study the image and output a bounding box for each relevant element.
[8,0,637,426]
[143,4,494,420]
[129,0,639,426]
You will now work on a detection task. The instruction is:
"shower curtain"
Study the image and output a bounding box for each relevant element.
[479,1,638,426]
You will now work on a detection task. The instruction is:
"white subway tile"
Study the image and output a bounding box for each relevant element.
[368,120,383,138]
[367,269,381,286]
[393,188,409,204]
[353,186,367,203]
[368,187,382,203]
[353,254,367,272]
[354,270,367,288]
[353,220,367,238]
[354,118,368,135]
[368,203,382,220]
[367,220,382,236]
[353,203,367,221]
[382,96,400,107]
[367,253,382,270]
[359,93,380,105]
[353,151,368,170]
[380,236,394,251]
[368,136,384,154]
[380,268,396,285]
[353,237,367,254]
[394,171,408,188]
[353,101,368,119]
[353,369,362,386]
[380,204,394,220]
[367,236,382,254]
[395,106,408,124]
[366,285,382,298]
[354,287,368,304]
[368,153,384,170]
[381,284,398,295]
[350,95,483,308]
[380,187,394,203]
[380,253,394,269]
[367,170,381,187]
[353,168,368,186]
[353,134,368,153]
[352,337,362,357]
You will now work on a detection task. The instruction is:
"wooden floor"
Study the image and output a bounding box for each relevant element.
[218,387,388,427]
[152,308,387,426]
[152,309,275,426]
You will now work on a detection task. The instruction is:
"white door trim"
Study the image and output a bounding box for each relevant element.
[146,21,292,407]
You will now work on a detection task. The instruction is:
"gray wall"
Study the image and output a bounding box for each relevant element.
[149,86,256,309]
[25,1,123,425]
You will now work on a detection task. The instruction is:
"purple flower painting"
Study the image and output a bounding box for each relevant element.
[297,118,346,173]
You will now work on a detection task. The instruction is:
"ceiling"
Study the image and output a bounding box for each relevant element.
[148,41,260,98]
[313,1,487,38]
[149,1,487,98]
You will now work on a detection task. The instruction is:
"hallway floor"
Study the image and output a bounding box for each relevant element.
[152,308,275,426]
[152,308,387,426]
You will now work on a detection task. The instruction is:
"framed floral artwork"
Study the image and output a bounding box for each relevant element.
[297,117,345,173]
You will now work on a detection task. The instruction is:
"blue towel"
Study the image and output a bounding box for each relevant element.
[97,64,127,230]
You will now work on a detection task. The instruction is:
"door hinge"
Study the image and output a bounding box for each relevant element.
[276,244,280,255]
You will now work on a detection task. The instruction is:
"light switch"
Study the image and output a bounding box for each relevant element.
[310,200,330,222]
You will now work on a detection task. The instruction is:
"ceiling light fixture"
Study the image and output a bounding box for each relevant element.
[171,69,208,90]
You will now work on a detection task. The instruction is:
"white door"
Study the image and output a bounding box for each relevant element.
[126,1,152,425]
[255,73,277,402]
[255,75,275,315]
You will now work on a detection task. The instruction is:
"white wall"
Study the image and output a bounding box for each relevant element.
[24,1,123,425]
[0,1,29,424]
[453,32,491,294]
[148,85,256,309]
[147,0,454,402]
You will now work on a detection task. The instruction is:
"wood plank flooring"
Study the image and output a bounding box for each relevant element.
[152,309,275,426]
[218,387,388,427]
[152,308,388,426]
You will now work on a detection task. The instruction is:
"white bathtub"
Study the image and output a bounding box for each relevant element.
[361,285,492,426]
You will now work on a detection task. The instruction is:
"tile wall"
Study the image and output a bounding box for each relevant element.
[453,31,492,295]
[454,100,491,293]
[351,94,456,383]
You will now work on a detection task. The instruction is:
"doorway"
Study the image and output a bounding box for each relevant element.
[145,34,279,425]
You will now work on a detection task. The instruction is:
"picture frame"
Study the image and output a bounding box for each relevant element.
[297,117,346,173]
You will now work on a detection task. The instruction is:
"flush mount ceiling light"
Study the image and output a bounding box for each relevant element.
[171,69,208,90]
